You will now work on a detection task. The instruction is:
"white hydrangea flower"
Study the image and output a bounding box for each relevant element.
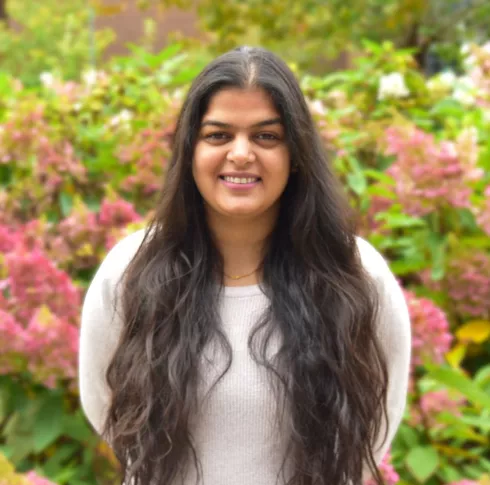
[452,88,476,106]
[439,71,457,88]
[109,109,133,128]
[309,99,326,116]
[460,43,478,70]
[119,109,132,123]
[460,43,472,56]
[377,73,410,101]
[451,75,479,106]
[83,69,98,87]
[40,72,55,88]
[458,76,476,90]
[173,88,185,100]
[427,71,457,92]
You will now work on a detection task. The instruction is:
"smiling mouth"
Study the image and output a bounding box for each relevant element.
[219,176,261,184]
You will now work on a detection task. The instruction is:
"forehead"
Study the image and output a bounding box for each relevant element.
[202,87,280,122]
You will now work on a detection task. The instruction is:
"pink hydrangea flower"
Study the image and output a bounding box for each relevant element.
[24,306,79,389]
[98,198,142,227]
[118,125,174,197]
[384,127,482,216]
[422,250,490,319]
[5,246,80,325]
[410,389,465,430]
[24,471,58,485]
[0,224,19,252]
[357,194,394,237]
[50,201,105,270]
[365,452,399,485]
[404,289,452,369]
[476,185,490,236]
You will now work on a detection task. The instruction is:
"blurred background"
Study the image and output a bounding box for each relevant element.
[0,1,489,484]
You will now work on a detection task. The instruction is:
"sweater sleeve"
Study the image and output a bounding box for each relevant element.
[356,237,412,472]
[78,229,146,439]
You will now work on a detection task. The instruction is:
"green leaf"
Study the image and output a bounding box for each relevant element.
[436,463,463,484]
[149,43,183,68]
[366,184,396,199]
[405,446,440,483]
[458,414,490,433]
[389,258,428,275]
[480,458,490,473]
[396,424,420,448]
[427,366,490,410]
[474,364,490,387]
[427,232,447,281]
[347,171,367,195]
[59,192,74,217]
[375,212,427,230]
[43,443,80,477]
[61,411,94,442]
[363,168,395,185]
[32,393,65,452]
[53,466,79,484]
[4,410,37,464]
[0,164,12,187]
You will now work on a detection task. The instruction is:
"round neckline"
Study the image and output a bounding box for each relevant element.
[221,283,263,298]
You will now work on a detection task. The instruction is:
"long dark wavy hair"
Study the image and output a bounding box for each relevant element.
[103,46,389,485]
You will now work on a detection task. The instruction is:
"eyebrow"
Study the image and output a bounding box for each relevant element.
[200,117,282,129]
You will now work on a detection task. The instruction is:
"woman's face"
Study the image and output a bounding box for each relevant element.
[193,87,291,221]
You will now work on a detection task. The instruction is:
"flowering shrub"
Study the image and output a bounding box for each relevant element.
[404,290,453,370]
[422,249,490,320]
[409,389,466,430]
[1,42,490,485]
[384,126,482,216]
[476,185,490,236]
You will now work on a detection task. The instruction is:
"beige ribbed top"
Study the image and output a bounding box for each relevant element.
[79,229,411,485]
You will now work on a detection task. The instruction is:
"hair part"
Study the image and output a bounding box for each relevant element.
[102,46,389,485]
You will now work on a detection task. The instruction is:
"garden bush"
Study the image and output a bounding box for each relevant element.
[0,41,490,484]
[0,0,114,87]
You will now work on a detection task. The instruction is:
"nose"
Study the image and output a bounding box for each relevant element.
[228,135,254,164]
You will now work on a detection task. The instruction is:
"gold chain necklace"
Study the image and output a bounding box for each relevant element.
[224,266,260,281]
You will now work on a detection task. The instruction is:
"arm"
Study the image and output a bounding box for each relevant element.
[78,229,145,439]
[372,254,412,464]
[78,260,123,438]
[357,238,412,473]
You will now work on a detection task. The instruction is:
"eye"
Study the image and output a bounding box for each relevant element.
[256,133,279,141]
[203,132,230,141]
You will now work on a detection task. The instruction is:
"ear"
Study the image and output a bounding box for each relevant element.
[291,162,298,173]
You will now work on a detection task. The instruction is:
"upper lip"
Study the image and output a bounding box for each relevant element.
[219,172,261,179]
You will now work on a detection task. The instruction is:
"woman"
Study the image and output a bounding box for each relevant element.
[79,46,411,485]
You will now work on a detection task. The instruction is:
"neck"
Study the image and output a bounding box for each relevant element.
[206,209,278,286]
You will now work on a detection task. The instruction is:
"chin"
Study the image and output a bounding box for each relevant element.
[220,205,262,218]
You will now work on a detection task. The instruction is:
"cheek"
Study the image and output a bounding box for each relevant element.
[267,150,291,180]
[192,145,221,181]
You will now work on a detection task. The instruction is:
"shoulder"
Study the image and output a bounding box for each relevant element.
[82,228,148,311]
[355,235,410,324]
[355,236,393,282]
[355,235,411,343]
[95,228,148,287]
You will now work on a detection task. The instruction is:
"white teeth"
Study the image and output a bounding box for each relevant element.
[222,176,259,184]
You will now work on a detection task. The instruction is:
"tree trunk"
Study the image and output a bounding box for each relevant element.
[0,0,8,23]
